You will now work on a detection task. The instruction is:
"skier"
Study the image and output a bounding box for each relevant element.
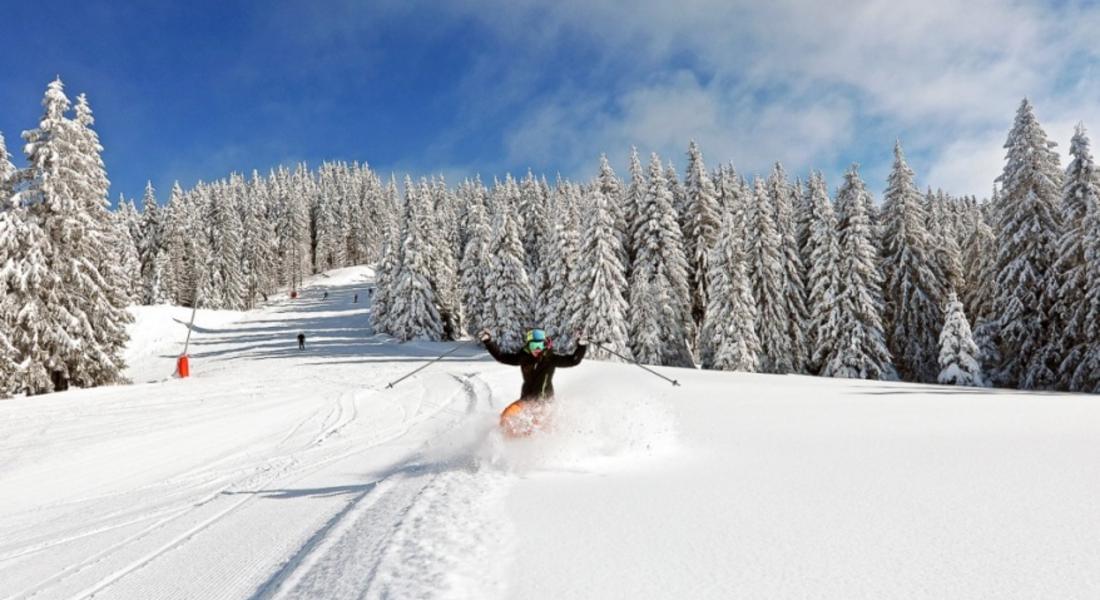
[297,332,306,351]
[323,291,329,300]
[479,328,587,435]
[353,293,359,303]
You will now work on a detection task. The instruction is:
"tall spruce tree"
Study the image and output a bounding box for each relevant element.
[991,99,1063,389]
[682,140,720,332]
[747,176,792,373]
[574,184,631,361]
[483,179,532,351]
[699,190,760,371]
[138,181,164,304]
[458,179,492,336]
[628,154,695,367]
[821,166,895,380]
[623,147,646,272]
[389,179,443,341]
[71,93,131,386]
[804,172,843,374]
[540,182,581,346]
[1055,125,1100,390]
[880,142,943,382]
[769,163,808,373]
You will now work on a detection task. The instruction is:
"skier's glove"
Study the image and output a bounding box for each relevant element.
[477,329,492,343]
[577,335,589,347]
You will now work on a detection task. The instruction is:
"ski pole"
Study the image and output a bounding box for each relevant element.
[591,341,681,387]
[385,344,465,389]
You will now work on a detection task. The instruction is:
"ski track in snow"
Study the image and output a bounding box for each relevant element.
[1,267,665,600]
[257,379,515,600]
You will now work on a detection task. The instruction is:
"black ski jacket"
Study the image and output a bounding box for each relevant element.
[484,339,587,401]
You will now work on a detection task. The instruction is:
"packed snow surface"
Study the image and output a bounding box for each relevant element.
[2,266,1099,599]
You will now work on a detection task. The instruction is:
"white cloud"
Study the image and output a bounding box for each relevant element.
[288,0,1100,195]
[454,0,1100,194]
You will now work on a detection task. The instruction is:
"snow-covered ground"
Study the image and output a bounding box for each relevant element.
[2,265,1099,599]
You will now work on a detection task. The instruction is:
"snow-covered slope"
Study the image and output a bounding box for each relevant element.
[2,266,1099,599]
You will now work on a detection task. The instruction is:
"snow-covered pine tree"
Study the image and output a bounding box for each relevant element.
[0,133,15,191]
[539,181,581,346]
[699,188,760,371]
[794,177,813,267]
[0,135,20,394]
[769,163,808,373]
[880,142,943,383]
[138,181,164,304]
[804,172,843,374]
[747,176,792,373]
[1069,165,1100,391]
[70,93,131,386]
[597,154,627,261]
[312,167,338,273]
[927,189,964,294]
[991,99,1063,389]
[458,178,492,336]
[623,147,646,272]
[666,161,686,236]
[482,178,532,351]
[159,183,191,304]
[821,165,895,380]
[682,140,720,332]
[115,197,144,300]
[1055,125,1100,391]
[597,154,630,307]
[519,170,548,288]
[628,154,694,367]
[153,192,181,303]
[241,171,276,309]
[424,177,461,339]
[389,178,443,341]
[965,190,1000,367]
[20,78,129,391]
[0,189,55,394]
[370,182,402,337]
[573,183,631,361]
[111,205,142,303]
[186,184,217,307]
[209,176,246,309]
[937,292,987,387]
[714,164,743,219]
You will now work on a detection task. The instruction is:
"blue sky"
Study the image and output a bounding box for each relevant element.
[3,1,1099,204]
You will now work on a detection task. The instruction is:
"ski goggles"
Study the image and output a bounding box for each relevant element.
[525,329,548,353]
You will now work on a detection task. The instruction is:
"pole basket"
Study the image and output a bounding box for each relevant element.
[175,355,190,378]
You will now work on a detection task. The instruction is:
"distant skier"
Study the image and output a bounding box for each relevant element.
[323,291,329,300]
[297,332,306,351]
[479,328,586,435]
[353,293,359,303]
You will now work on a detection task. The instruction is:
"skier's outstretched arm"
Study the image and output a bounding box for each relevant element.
[481,334,522,366]
[553,341,587,367]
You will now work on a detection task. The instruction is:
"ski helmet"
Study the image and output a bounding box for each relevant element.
[524,329,550,356]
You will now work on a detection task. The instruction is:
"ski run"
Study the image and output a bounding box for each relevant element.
[1,266,1098,599]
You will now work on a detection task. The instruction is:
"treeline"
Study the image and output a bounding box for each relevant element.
[376,100,1100,393]
[114,162,394,311]
[2,77,1092,398]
